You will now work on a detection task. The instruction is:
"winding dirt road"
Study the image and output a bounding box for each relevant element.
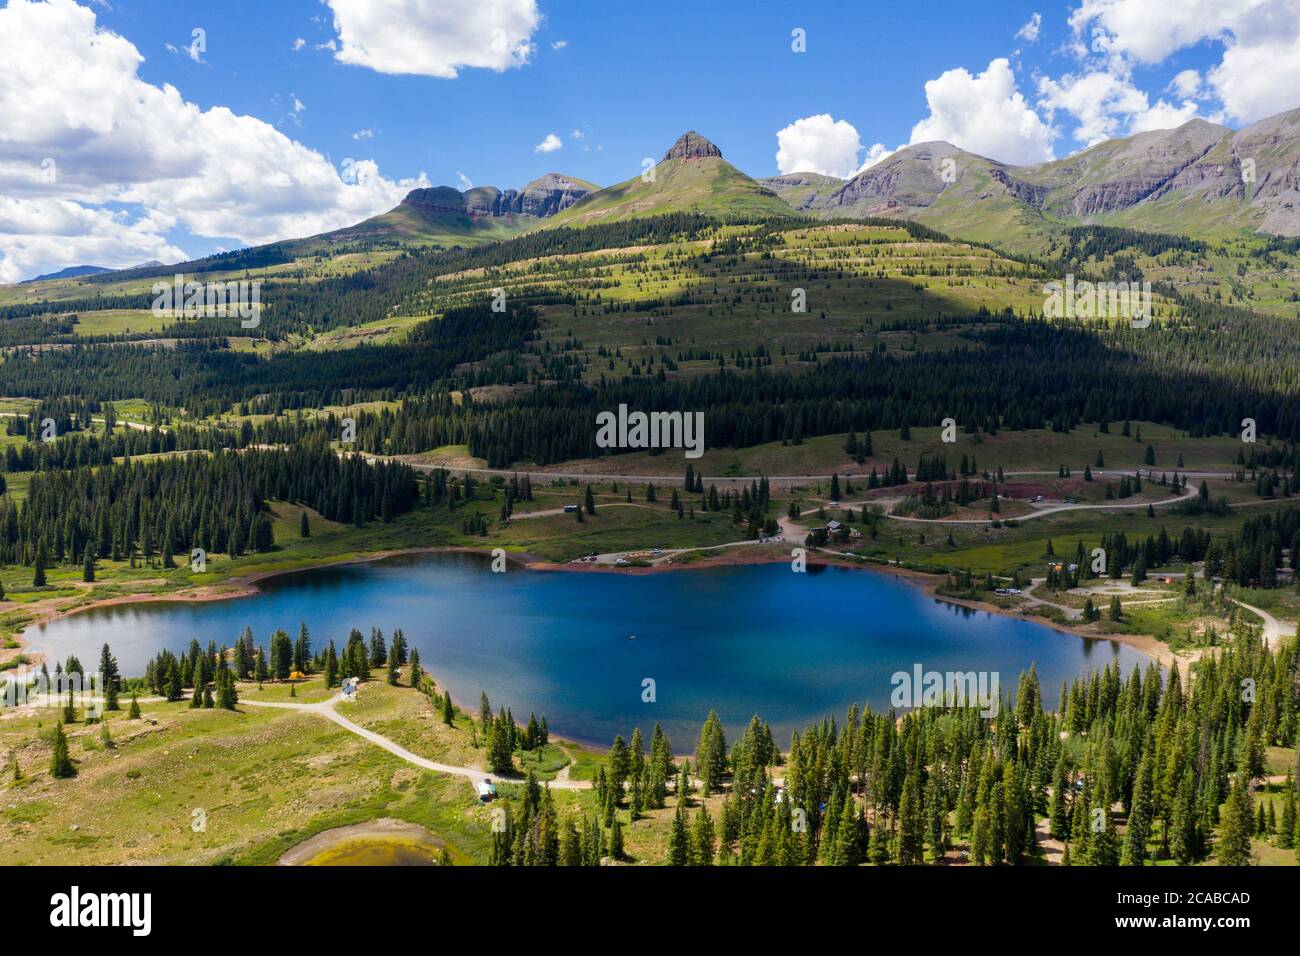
[241,691,589,790]
[1231,599,1298,649]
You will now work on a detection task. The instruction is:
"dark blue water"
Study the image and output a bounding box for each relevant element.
[25,554,1148,747]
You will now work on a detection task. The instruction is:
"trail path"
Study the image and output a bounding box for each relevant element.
[1230,599,1297,649]
[240,692,588,789]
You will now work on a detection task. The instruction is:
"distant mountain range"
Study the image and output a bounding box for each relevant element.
[316,131,790,244]
[795,108,1300,246]
[22,261,164,283]
[23,109,1300,283]
[341,109,1300,252]
[23,264,113,282]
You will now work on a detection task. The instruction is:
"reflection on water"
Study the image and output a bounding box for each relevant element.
[27,554,1150,747]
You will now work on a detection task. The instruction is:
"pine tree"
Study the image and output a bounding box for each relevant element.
[897,771,926,864]
[299,511,310,538]
[1122,757,1153,865]
[128,694,141,719]
[609,818,624,861]
[409,648,423,689]
[167,661,183,701]
[32,544,46,587]
[49,720,75,778]
[1170,775,1199,864]
[1281,779,1297,850]
[442,689,454,725]
[1049,759,1070,840]
[1088,798,1120,866]
[1217,774,1255,865]
[324,640,338,688]
[98,643,120,711]
[690,804,716,865]
[695,711,726,796]
[487,707,514,774]
[217,665,237,710]
[668,805,688,866]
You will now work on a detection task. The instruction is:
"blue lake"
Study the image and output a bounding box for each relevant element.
[25,554,1149,747]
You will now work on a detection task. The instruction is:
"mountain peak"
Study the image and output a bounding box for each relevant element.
[663,131,722,162]
[400,186,465,210]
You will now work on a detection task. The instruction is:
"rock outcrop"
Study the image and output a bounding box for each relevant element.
[463,173,596,219]
[663,131,723,162]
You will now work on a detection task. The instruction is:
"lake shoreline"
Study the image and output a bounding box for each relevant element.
[528,548,1182,672]
[14,542,1181,675]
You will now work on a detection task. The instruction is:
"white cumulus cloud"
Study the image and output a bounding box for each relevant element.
[1069,0,1300,122]
[1038,70,1203,146]
[909,58,1056,164]
[0,196,186,284]
[534,133,563,154]
[0,0,426,283]
[774,114,864,178]
[324,0,540,78]
[1170,69,1201,99]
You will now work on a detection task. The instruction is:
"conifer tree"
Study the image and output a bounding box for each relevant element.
[32,544,46,587]
[668,805,688,866]
[324,640,338,688]
[167,662,183,701]
[609,818,624,861]
[1217,774,1255,865]
[217,665,237,710]
[98,643,120,711]
[49,720,75,778]
[691,804,716,865]
[1122,757,1153,865]
[695,711,726,796]
[487,707,515,774]
[409,648,422,689]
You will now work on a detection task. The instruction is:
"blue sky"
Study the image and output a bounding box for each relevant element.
[102,0,1223,188]
[2,0,1298,280]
